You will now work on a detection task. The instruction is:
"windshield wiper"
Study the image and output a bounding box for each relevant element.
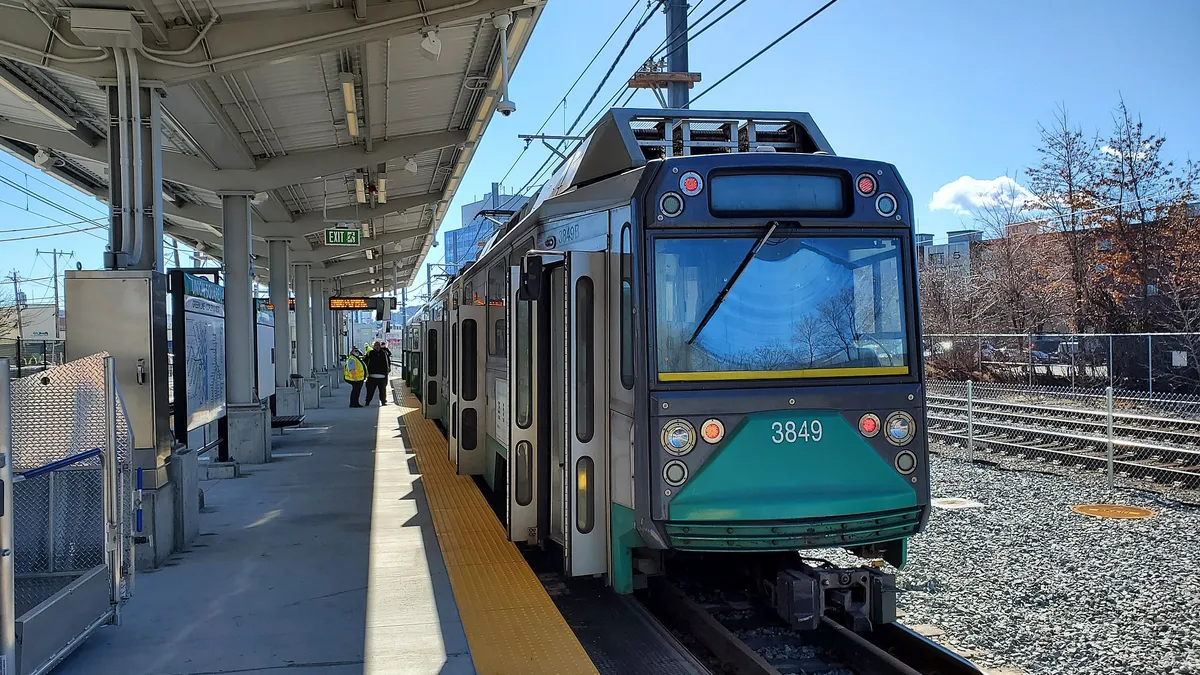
[685,222,778,345]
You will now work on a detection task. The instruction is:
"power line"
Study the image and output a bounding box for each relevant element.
[0,226,104,243]
[687,0,841,107]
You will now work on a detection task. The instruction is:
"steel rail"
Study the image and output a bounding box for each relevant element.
[930,401,1200,444]
[928,393,1200,429]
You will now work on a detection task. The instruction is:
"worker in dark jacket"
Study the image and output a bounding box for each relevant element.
[364,343,391,406]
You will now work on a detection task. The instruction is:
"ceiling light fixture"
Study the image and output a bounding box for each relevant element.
[377,174,387,203]
[339,72,359,137]
[355,173,366,204]
[404,156,418,174]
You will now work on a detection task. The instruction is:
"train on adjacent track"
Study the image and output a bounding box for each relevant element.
[401,107,930,632]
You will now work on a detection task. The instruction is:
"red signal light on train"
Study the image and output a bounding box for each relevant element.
[856,173,877,197]
[859,413,881,437]
[683,176,700,192]
[680,171,704,196]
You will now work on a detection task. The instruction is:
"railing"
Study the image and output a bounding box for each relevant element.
[0,353,135,675]
[926,380,1200,495]
[0,339,66,379]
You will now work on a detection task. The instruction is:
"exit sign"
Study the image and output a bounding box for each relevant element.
[324,228,360,246]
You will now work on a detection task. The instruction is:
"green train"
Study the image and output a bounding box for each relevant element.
[405,108,929,631]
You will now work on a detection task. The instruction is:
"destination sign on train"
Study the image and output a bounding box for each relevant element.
[328,296,398,310]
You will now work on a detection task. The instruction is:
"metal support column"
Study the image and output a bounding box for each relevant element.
[294,263,319,408]
[268,240,292,389]
[312,278,332,396]
[268,239,301,415]
[222,193,268,463]
[0,359,16,673]
[220,193,255,406]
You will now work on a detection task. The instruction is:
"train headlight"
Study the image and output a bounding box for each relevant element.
[661,419,696,456]
[659,192,684,218]
[884,411,915,446]
[700,418,725,444]
[894,450,918,475]
[680,171,704,196]
[859,413,881,438]
[876,193,898,217]
[663,460,689,487]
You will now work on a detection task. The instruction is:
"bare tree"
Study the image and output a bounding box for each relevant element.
[819,288,857,360]
[1091,98,1186,330]
[793,315,824,366]
[1026,104,1101,330]
[973,176,1072,333]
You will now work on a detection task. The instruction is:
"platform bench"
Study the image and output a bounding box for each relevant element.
[271,415,306,430]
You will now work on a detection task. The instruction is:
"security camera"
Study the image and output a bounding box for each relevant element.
[497,99,516,117]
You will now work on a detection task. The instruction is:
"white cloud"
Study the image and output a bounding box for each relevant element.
[928,175,1034,216]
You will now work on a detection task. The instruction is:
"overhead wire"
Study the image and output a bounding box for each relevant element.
[687,0,840,107]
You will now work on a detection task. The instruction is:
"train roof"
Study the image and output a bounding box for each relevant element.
[530,108,835,211]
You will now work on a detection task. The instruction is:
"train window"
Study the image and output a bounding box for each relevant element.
[515,440,533,506]
[462,408,478,451]
[575,457,595,534]
[451,322,458,395]
[515,298,532,429]
[462,319,478,401]
[426,328,438,377]
[575,277,595,443]
[488,263,507,357]
[426,381,438,406]
[620,223,634,390]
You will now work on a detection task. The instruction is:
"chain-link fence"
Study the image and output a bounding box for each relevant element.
[0,338,67,378]
[924,333,1200,396]
[1,352,134,674]
[926,380,1200,497]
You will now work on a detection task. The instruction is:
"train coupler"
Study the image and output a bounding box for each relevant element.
[771,562,897,632]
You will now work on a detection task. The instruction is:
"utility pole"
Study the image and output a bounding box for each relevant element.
[664,0,690,108]
[627,1,700,108]
[7,271,22,340]
[36,249,72,340]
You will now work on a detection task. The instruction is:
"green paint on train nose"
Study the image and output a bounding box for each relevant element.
[668,411,917,522]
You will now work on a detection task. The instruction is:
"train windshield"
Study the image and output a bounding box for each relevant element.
[653,235,911,381]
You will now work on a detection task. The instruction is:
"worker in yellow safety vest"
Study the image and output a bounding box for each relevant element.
[344,347,367,408]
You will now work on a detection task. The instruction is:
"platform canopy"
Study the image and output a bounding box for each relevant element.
[0,0,545,286]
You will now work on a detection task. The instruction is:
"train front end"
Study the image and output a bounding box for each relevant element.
[634,148,929,628]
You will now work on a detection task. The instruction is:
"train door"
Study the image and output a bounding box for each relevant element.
[454,303,486,475]
[447,287,460,464]
[533,252,609,576]
[507,266,542,544]
[422,319,444,420]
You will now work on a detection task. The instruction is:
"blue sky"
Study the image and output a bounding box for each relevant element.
[2,0,1197,303]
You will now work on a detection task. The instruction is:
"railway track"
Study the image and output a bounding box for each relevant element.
[925,392,1200,487]
[641,578,985,675]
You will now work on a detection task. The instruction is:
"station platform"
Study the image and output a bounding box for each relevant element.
[51,381,598,675]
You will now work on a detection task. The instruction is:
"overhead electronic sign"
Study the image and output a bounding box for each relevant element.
[328,296,398,311]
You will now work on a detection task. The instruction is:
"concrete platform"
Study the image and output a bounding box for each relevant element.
[54,397,473,675]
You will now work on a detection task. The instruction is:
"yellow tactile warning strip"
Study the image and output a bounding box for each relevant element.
[400,393,600,675]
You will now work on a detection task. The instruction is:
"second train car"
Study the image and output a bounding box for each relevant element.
[409,108,930,631]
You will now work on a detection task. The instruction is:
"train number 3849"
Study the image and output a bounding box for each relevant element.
[770,420,824,444]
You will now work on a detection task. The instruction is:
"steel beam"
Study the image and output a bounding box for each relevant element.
[0,0,525,85]
[0,118,463,194]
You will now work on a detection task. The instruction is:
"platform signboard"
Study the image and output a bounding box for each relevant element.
[328,296,398,311]
[170,273,227,434]
[324,228,360,246]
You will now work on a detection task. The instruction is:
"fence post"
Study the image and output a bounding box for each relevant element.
[0,358,16,672]
[1106,385,1115,490]
[966,380,975,463]
[1147,335,1153,395]
[103,356,122,621]
[13,338,19,379]
[1027,334,1033,386]
[1109,335,1114,390]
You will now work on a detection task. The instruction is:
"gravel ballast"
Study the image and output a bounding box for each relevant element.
[883,455,1200,675]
